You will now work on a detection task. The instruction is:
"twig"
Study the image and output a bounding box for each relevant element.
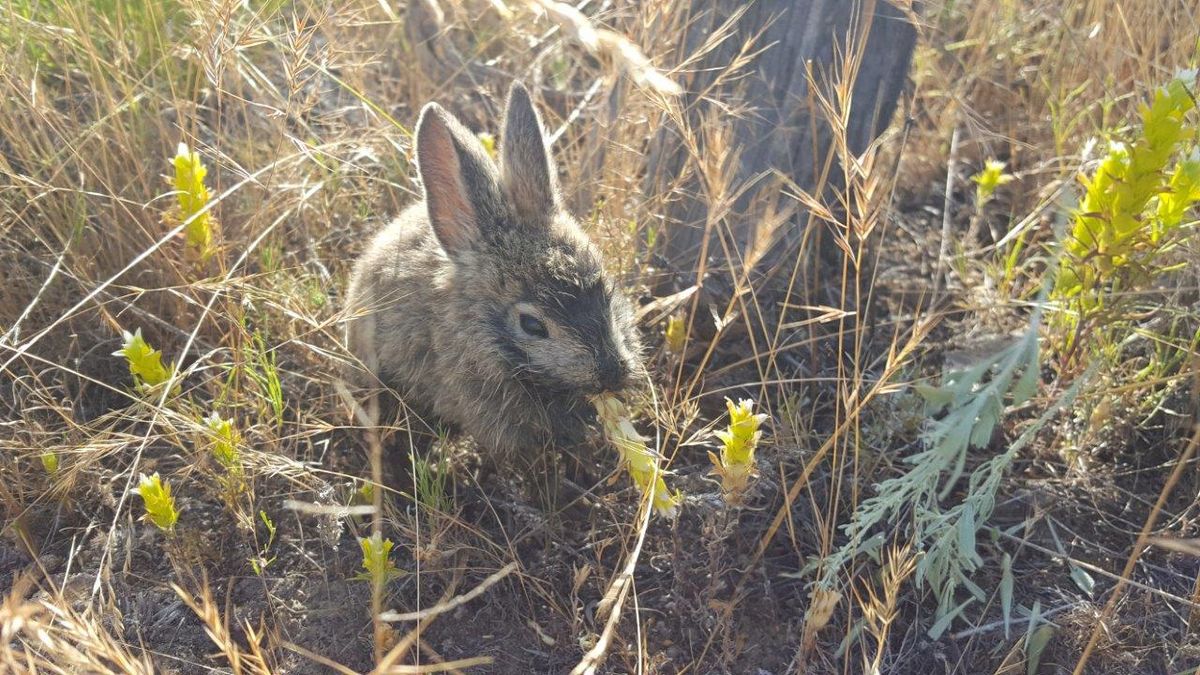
[931,125,960,304]
[380,563,517,622]
[1073,419,1200,674]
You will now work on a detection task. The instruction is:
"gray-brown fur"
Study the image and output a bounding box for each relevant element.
[345,83,643,459]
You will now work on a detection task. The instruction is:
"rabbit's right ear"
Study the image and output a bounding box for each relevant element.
[415,103,499,255]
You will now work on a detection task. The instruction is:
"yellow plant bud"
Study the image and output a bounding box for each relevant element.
[664,313,686,355]
[971,159,1013,204]
[136,472,179,532]
[172,143,214,260]
[709,397,768,503]
[113,328,179,396]
[205,412,241,470]
[592,395,681,519]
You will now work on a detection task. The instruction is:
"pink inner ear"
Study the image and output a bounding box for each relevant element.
[419,115,477,252]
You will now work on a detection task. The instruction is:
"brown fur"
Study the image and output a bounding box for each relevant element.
[345,83,643,459]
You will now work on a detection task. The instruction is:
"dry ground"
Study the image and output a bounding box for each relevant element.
[3,1,1200,673]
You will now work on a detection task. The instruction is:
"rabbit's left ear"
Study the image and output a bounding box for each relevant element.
[500,82,559,226]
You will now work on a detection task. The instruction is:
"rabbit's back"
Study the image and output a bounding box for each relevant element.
[345,205,444,393]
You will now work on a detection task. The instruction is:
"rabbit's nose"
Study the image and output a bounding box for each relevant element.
[597,359,628,392]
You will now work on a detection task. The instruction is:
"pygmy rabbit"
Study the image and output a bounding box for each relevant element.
[345,82,643,461]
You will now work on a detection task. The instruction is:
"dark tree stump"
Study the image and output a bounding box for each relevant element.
[644,0,918,294]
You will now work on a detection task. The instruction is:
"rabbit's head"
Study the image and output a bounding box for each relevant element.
[414,83,642,397]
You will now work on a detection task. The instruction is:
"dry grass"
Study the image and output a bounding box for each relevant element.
[2,0,1200,673]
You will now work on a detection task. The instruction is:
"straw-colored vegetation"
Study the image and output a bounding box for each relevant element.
[2,0,1199,673]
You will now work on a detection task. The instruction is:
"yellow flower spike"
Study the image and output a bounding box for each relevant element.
[135,472,179,532]
[477,132,497,160]
[172,143,214,260]
[709,397,768,503]
[205,412,242,473]
[664,313,686,355]
[592,395,681,519]
[971,159,1013,205]
[113,328,179,396]
[357,533,402,585]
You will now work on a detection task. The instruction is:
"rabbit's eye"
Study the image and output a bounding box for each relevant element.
[519,313,549,338]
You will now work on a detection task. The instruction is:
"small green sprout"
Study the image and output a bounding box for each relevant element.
[172,142,214,260]
[357,534,402,585]
[135,472,179,532]
[250,510,277,575]
[113,328,179,395]
[664,313,686,355]
[971,159,1013,205]
[40,452,59,474]
[709,398,768,503]
[593,395,681,519]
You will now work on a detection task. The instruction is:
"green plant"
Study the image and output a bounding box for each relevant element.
[249,510,277,575]
[411,440,452,513]
[135,472,179,533]
[247,331,284,428]
[1053,72,1200,346]
[40,452,59,474]
[817,318,1041,624]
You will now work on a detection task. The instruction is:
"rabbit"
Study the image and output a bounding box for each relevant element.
[344,82,644,463]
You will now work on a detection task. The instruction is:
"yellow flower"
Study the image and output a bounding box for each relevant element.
[477,132,497,159]
[971,159,1013,205]
[205,412,241,470]
[172,143,214,260]
[136,472,179,532]
[709,398,768,503]
[593,395,681,519]
[113,328,178,395]
[664,313,686,355]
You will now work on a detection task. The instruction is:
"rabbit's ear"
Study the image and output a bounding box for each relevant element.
[500,82,558,225]
[415,103,499,254]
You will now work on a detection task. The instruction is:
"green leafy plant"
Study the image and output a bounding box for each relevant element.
[40,452,59,474]
[135,472,179,532]
[172,142,214,260]
[818,319,1041,623]
[411,438,452,513]
[250,510,277,575]
[708,398,768,503]
[247,331,284,427]
[1054,72,1200,343]
[113,328,179,396]
[357,534,402,585]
